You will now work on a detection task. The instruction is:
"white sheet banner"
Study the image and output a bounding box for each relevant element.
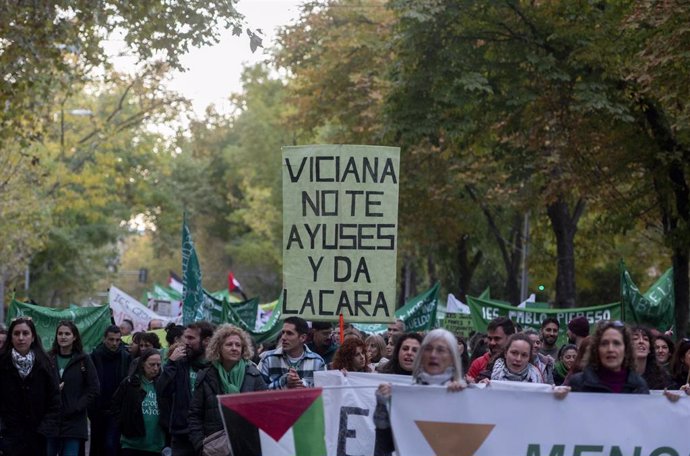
[109,285,169,332]
[315,370,412,456]
[390,383,690,456]
[446,293,470,314]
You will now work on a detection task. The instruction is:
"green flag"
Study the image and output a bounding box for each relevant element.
[620,261,675,331]
[467,295,622,346]
[182,215,209,324]
[223,298,259,330]
[354,283,441,334]
[6,300,112,353]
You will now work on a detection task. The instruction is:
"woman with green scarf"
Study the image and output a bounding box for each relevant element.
[188,324,267,456]
[553,344,578,386]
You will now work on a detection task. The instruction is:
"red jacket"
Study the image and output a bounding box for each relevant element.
[467,352,490,381]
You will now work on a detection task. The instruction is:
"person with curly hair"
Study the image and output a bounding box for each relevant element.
[188,324,267,455]
[566,321,649,394]
[332,338,371,373]
[654,333,674,375]
[376,333,423,375]
[631,326,673,390]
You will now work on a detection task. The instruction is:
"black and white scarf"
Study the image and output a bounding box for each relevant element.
[11,348,35,379]
[491,358,541,383]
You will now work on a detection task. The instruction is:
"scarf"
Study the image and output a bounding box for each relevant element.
[214,359,247,394]
[12,348,35,379]
[416,367,455,386]
[554,361,569,379]
[491,358,541,383]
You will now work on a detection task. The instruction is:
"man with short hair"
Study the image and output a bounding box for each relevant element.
[525,328,554,384]
[156,321,215,456]
[307,321,338,365]
[119,318,134,336]
[539,317,560,359]
[466,317,515,383]
[386,319,405,342]
[148,318,165,330]
[90,325,131,456]
[259,316,326,389]
[567,316,590,348]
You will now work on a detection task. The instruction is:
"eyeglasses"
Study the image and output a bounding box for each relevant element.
[11,316,32,322]
[423,345,450,355]
[610,320,625,328]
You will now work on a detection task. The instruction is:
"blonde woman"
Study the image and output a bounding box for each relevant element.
[188,324,266,455]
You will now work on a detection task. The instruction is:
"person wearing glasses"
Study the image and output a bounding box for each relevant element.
[47,320,100,456]
[374,329,465,456]
[307,321,339,365]
[0,317,61,456]
[566,321,649,394]
[111,349,166,456]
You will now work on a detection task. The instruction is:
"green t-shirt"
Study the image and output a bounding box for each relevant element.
[190,368,198,394]
[121,378,165,453]
[56,353,72,379]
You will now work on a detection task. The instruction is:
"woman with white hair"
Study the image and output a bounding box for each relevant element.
[374,329,466,455]
[411,328,466,387]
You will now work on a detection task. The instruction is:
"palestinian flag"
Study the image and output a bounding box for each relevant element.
[218,388,327,456]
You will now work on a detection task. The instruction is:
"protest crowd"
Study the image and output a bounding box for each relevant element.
[0,310,689,456]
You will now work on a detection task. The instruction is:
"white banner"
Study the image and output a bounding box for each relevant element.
[109,285,169,332]
[446,293,470,314]
[390,383,690,456]
[315,370,411,456]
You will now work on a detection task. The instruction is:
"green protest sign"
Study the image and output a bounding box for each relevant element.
[467,296,621,345]
[620,262,674,332]
[441,313,474,339]
[282,144,400,322]
[6,300,112,353]
[354,283,440,334]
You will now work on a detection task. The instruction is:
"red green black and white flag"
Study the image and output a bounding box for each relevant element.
[218,387,327,456]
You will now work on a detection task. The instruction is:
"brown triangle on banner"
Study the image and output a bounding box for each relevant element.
[415,421,495,456]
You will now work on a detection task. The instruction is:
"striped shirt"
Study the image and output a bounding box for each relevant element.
[258,345,326,389]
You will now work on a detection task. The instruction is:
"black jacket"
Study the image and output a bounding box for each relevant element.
[90,343,131,414]
[111,374,158,439]
[0,350,61,438]
[567,366,650,394]
[188,363,267,451]
[155,356,209,436]
[49,352,100,440]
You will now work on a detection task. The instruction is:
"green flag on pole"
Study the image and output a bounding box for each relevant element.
[182,215,207,324]
[620,261,675,332]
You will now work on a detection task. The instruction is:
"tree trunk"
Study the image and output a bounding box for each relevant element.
[546,197,586,308]
[466,185,524,305]
[672,248,689,337]
[642,99,690,337]
[456,234,482,302]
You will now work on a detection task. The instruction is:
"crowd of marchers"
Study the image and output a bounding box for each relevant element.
[0,312,688,456]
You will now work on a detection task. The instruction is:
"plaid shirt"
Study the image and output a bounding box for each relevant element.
[258,345,326,389]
